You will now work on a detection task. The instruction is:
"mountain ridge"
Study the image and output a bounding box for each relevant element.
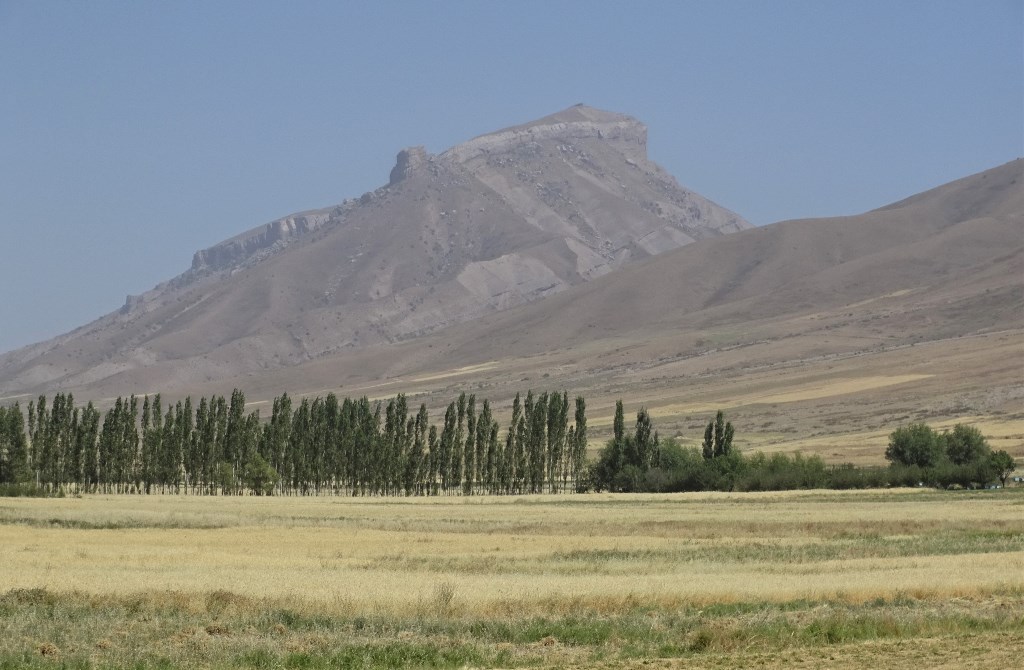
[0,105,750,394]
[2,158,1019,466]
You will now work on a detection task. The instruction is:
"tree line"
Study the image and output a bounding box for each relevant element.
[583,408,1015,493]
[883,422,1016,489]
[0,392,1015,496]
[0,389,587,496]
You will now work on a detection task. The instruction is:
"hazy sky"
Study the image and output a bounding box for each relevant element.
[1,1,1021,355]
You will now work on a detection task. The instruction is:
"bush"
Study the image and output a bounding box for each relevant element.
[0,483,59,498]
[243,454,279,496]
[826,465,889,489]
[735,452,827,491]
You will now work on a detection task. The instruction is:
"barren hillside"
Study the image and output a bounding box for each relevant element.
[2,136,1020,464]
[61,159,1016,464]
[0,105,748,395]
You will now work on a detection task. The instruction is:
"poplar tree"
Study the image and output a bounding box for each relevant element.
[477,399,494,493]
[452,393,466,492]
[703,410,734,459]
[405,404,428,495]
[180,397,195,492]
[427,424,439,495]
[606,400,626,481]
[98,396,115,491]
[503,393,522,494]
[141,395,162,495]
[514,393,529,493]
[463,395,476,495]
[0,404,29,484]
[76,403,100,492]
[571,396,587,491]
[290,398,311,494]
[528,392,547,493]
[437,402,454,493]
[634,408,654,469]
[613,400,625,448]
[487,421,500,494]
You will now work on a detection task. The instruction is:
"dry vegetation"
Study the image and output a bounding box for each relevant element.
[1,489,1022,668]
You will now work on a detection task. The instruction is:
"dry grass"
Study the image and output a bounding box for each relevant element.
[588,374,936,425]
[1,489,1021,667]
[2,491,1024,667]
[1,490,1022,613]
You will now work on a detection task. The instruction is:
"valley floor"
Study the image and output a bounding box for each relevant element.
[1,489,1021,668]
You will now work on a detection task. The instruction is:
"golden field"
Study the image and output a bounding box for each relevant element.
[1,489,1022,668]
[2,490,1024,609]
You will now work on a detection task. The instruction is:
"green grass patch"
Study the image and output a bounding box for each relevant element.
[1,589,1021,668]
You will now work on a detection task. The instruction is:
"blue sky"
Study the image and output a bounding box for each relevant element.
[0,0,1021,354]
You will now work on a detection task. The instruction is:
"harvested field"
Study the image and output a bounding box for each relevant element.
[1,489,1022,667]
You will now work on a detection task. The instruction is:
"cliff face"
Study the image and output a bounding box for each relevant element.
[190,212,332,273]
[0,105,751,396]
[389,146,429,186]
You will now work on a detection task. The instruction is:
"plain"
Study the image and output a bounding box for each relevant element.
[1,488,1022,668]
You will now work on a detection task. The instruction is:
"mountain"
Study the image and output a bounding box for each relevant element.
[70,158,1014,464]
[0,105,749,396]
[442,158,1023,355]
[396,158,1020,460]
[2,114,1020,464]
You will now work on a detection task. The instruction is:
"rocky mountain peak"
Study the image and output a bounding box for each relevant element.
[0,105,752,395]
[442,104,647,165]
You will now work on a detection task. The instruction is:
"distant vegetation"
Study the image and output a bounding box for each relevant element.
[884,422,1016,489]
[0,390,587,496]
[588,407,1015,493]
[0,392,1014,496]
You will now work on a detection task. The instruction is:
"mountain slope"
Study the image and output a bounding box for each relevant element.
[433,158,1022,358]
[0,105,749,395]
[2,158,1019,465]
[184,158,1016,464]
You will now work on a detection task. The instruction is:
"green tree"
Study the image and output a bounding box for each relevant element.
[885,423,943,468]
[701,422,714,460]
[528,392,547,493]
[438,401,457,493]
[243,452,279,496]
[0,404,30,484]
[942,424,990,465]
[990,450,1016,487]
[712,411,734,458]
[225,389,247,478]
[632,407,656,469]
[405,403,428,496]
[427,424,439,495]
[569,396,587,491]
[476,398,490,491]
[463,395,476,495]
[143,395,165,492]
[699,411,735,461]
[612,400,625,447]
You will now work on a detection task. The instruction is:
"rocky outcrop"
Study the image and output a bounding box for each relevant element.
[190,212,331,272]
[389,146,429,185]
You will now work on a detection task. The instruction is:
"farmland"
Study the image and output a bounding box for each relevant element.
[1,489,1022,668]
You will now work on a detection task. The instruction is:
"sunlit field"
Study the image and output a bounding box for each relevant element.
[1,489,1022,668]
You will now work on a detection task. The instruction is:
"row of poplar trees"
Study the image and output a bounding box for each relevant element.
[0,389,588,496]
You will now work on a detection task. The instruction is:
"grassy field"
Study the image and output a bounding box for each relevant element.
[1,489,1022,668]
